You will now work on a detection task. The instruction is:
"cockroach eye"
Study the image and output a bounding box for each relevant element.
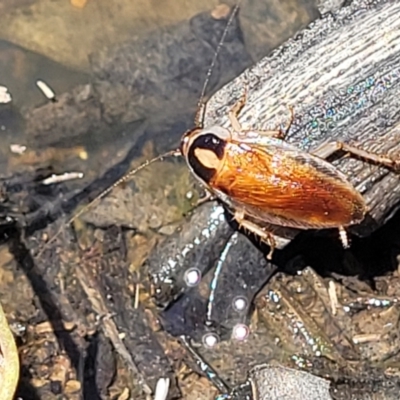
[187,133,227,183]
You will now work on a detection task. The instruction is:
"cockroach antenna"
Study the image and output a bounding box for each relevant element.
[37,3,241,254]
[195,1,242,129]
[37,150,180,256]
[64,149,180,226]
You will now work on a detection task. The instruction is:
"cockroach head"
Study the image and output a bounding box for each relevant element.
[180,126,231,158]
[181,126,232,183]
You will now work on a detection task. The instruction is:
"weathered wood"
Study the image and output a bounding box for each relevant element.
[204,0,400,242]
[143,2,400,395]
[75,226,180,397]
[18,218,181,398]
[146,202,234,309]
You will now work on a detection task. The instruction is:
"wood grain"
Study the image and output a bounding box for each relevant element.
[204,0,400,240]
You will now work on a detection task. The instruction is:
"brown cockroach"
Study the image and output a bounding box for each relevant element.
[41,3,400,260]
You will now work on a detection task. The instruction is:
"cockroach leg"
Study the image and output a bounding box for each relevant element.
[278,105,295,139]
[234,210,276,259]
[338,226,350,249]
[193,190,216,207]
[229,89,248,131]
[313,141,400,171]
[229,89,294,141]
[256,105,295,139]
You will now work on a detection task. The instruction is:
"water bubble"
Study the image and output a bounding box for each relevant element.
[184,268,202,287]
[232,324,250,341]
[232,296,248,312]
[202,332,219,348]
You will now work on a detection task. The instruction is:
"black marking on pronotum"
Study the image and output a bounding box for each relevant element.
[187,133,226,182]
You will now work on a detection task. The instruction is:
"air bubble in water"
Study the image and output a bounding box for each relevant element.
[232,296,248,312]
[232,324,249,341]
[202,332,219,348]
[184,268,202,287]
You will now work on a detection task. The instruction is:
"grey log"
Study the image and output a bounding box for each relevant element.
[203,0,400,244]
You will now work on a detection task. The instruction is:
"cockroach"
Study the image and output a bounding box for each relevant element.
[41,2,400,260]
[181,90,400,258]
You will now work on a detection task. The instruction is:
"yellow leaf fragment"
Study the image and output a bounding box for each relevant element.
[0,303,19,400]
[71,0,88,9]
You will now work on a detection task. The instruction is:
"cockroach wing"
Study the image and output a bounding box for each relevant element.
[210,141,366,229]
